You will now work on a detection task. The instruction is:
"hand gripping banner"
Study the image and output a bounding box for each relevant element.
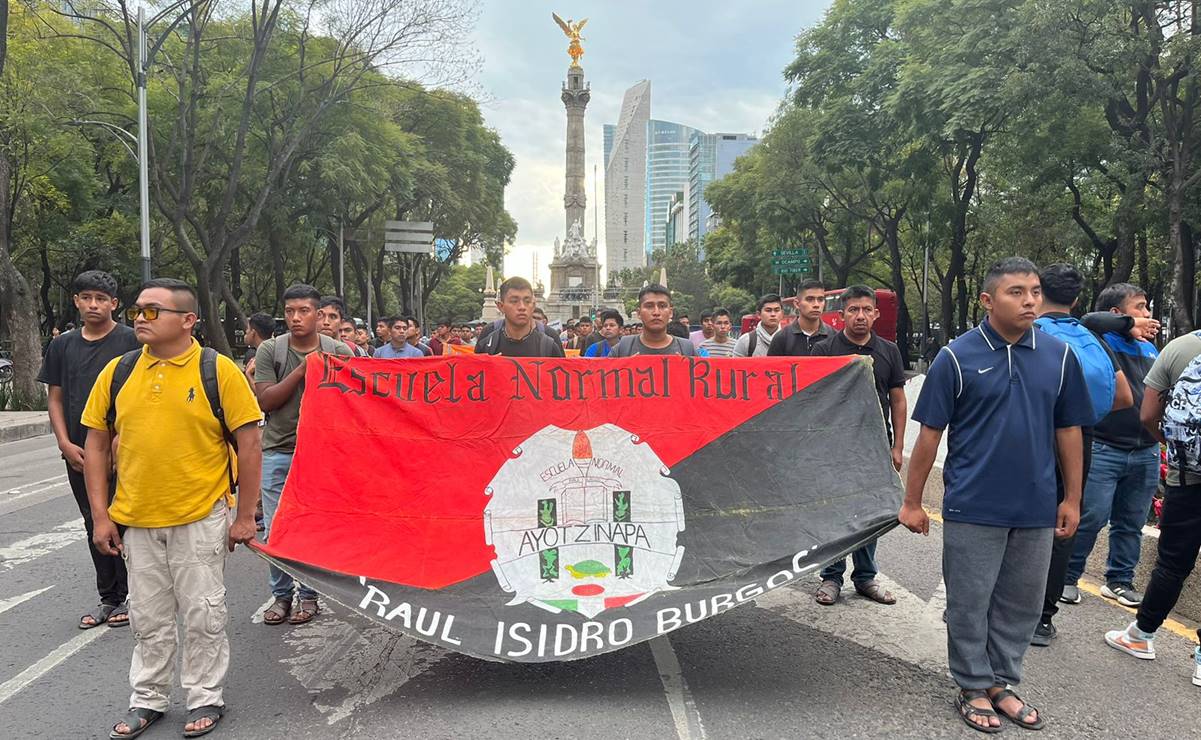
[254,353,903,662]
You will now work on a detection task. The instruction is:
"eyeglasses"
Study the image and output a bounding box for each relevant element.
[126,306,192,321]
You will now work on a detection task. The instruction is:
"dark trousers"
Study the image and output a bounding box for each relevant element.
[1042,429,1092,624]
[67,466,128,605]
[1136,483,1201,636]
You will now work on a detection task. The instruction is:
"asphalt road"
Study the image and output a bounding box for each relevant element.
[1,433,1198,739]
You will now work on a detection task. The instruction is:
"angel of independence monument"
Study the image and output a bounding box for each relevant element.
[540,14,623,322]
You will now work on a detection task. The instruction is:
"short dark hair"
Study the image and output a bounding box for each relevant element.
[598,309,624,327]
[282,283,321,305]
[982,257,1039,295]
[319,296,347,320]
[841,285,876,304]
[388,315,407,329]
[72,270,118,298]
[757,293,782,311]
[408,315,421,329]
[666,320,690,338]
[638,283,671,304]
[139,277,197,312]
[700,310,714,321]
[1095,282,1147,313]
[712,308,731,320]
[247,312,275,339]
[1039,263,1084,306]
[578,316,592,325]
[797,279,825,295]
[677,312,689,320]
[498,276,533,299]
[436,320,451,329]
[375,317,389,327]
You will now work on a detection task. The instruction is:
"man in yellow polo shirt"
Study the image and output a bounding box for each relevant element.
[81,278,263,739]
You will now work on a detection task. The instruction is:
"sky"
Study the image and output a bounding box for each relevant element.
[469,0,832,286]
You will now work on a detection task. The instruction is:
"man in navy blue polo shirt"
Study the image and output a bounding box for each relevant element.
[900,257,1092,733]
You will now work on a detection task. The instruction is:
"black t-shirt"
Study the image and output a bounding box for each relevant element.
[476,328,566,357]
[37,324,140,447]
[812,331,906,426]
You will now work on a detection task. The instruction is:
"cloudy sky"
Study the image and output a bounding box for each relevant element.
[470,0,831,285]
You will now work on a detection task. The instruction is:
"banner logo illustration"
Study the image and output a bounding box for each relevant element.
[485,425,686,618]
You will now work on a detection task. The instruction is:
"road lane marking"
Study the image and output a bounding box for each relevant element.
[0,586,54,616]
[649,635,707,740]
[2,474,67,495]
[0,519,85,571]
[0,626,109,705]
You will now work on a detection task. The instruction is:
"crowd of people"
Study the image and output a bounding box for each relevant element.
[31,260,1201,738]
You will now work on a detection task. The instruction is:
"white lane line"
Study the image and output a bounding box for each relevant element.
[1,480,69,507]
[0,627,109,705]
[649,635,707,740]
[0,519,85,571]
[0,586,54,616]
[2,474,68,495]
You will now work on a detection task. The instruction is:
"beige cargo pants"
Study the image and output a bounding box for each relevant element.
[122,500,230,712]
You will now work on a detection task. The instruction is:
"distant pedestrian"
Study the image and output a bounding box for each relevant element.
[813,285,905,607]
[38,270,140,629]
[475,277,565,357]
[688,311,714,348]
[254,284,354,627]
[82,278,263,738]
[900,257,1092,732]
[767,280,837,357]
[734,294,784,357]
[1103,328,1201,688]
[699,308,737,358]
[374,316,425,359]
[611,285,697,357]
[585,310,624,357]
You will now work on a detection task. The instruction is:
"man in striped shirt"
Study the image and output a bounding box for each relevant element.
[700,308,737,358]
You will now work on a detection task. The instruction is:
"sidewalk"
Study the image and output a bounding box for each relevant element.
[0,411,52,443]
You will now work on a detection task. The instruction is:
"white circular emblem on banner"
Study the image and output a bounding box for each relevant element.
[485,424,686,618]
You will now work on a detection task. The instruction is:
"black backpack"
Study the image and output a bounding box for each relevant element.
[105,347,237,492]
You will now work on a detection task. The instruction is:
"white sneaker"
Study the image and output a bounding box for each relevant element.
[1105,622,1156,660]
[1193,647,1200,687]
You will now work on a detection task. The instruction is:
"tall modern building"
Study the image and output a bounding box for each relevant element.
[603,80,651,281]
[689,132,758,247]
[644,119,699,259]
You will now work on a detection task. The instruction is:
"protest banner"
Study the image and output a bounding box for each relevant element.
[255,354,902,662]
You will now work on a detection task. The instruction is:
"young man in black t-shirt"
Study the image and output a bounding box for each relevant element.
[476,277,565,357]
[612,284,697,357]
[812,285,906,608]
[38,270,141,629]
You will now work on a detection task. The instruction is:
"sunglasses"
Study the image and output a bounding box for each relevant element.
[126,306,192,321]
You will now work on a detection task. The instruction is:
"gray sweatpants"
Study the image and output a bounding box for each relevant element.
[943,521,1053,689]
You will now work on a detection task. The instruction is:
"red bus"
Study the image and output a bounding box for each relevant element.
[741,288,898,342]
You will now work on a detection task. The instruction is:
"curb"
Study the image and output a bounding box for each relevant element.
[0,420,53,444]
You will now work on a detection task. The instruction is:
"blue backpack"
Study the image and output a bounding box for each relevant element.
[1034,316,1115,426]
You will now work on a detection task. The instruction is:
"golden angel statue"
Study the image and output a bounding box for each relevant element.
[552,12,588,67]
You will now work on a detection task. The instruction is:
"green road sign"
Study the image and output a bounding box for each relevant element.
[771,264,811,275]
[771,248,809,258]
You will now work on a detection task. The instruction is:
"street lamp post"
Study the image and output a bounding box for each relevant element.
[132,1,197,282]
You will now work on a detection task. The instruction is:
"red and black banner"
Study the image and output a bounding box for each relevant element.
[254,354,902,662]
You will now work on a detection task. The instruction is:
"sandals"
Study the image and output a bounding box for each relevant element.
[262,596,292,626]
[854,579,897,605]
[289,597,319,625]
[991,688,1045,730]
[81,603,116,630]
[110,707,162,739]
[957,689,1003,734]
[107,602,130,627]
[183,704,225,737]
[815,580,841,605]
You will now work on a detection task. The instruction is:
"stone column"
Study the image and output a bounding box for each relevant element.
[562,66,590,236]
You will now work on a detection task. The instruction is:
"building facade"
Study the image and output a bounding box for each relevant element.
[689,132,758,248]
[644,119,699,259]
[603,80,651,282]
[664,191,687,247]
